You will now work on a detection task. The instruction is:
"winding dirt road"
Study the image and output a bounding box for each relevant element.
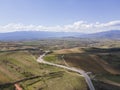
[37,52,95,90]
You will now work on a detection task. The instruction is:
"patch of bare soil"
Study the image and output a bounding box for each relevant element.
[14,84,23,90]
[53,47,84,54]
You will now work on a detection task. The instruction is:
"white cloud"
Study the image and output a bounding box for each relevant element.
[63,20,120,33]
[0,20,120,33]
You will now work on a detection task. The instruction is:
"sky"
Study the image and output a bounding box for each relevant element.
[0,0,120,33]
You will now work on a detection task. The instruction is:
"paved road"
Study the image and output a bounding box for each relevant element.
[37,52,95,90]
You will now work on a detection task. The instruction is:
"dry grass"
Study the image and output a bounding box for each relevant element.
[90,55,120,74]
[53,47,84,54]
[0,50,87,90]
[64,53,107,74]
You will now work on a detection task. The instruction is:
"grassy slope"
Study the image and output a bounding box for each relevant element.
[0,51,42,83]
[51,47,120,84]
[44,53,107,73]
[64,53,120,83]
[0,51,87,90]
[21,71,87,90]
[64,53,107,74]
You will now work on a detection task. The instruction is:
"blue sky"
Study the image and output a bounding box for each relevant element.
[0,0,120,33]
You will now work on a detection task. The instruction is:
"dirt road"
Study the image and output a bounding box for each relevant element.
[37,52,95,90]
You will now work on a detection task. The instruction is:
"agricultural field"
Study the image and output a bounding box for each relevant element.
[21,38,120,49]
[0,42,87,90]
[0,39,120,90]
[44,46,120,90]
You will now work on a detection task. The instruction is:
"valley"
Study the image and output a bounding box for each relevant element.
[0,0,120,90]
[0,37,120,90]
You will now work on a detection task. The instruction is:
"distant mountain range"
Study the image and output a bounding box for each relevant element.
[0,30,120,41]
[0,31,83,41]
[82,30,120,39]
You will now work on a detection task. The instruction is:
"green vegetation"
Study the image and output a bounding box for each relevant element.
[21,38,120,49]
[21,71,87,90]
[0,38,120,90]
[0,47,87,90]
[44,54,57,62]
[0,51,43,83]
[43,54,65,65]
[48,47,120,87]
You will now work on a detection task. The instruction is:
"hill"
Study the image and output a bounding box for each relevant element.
[0,45,87,90]
[82,30,120,39]
[45,47,120,90]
